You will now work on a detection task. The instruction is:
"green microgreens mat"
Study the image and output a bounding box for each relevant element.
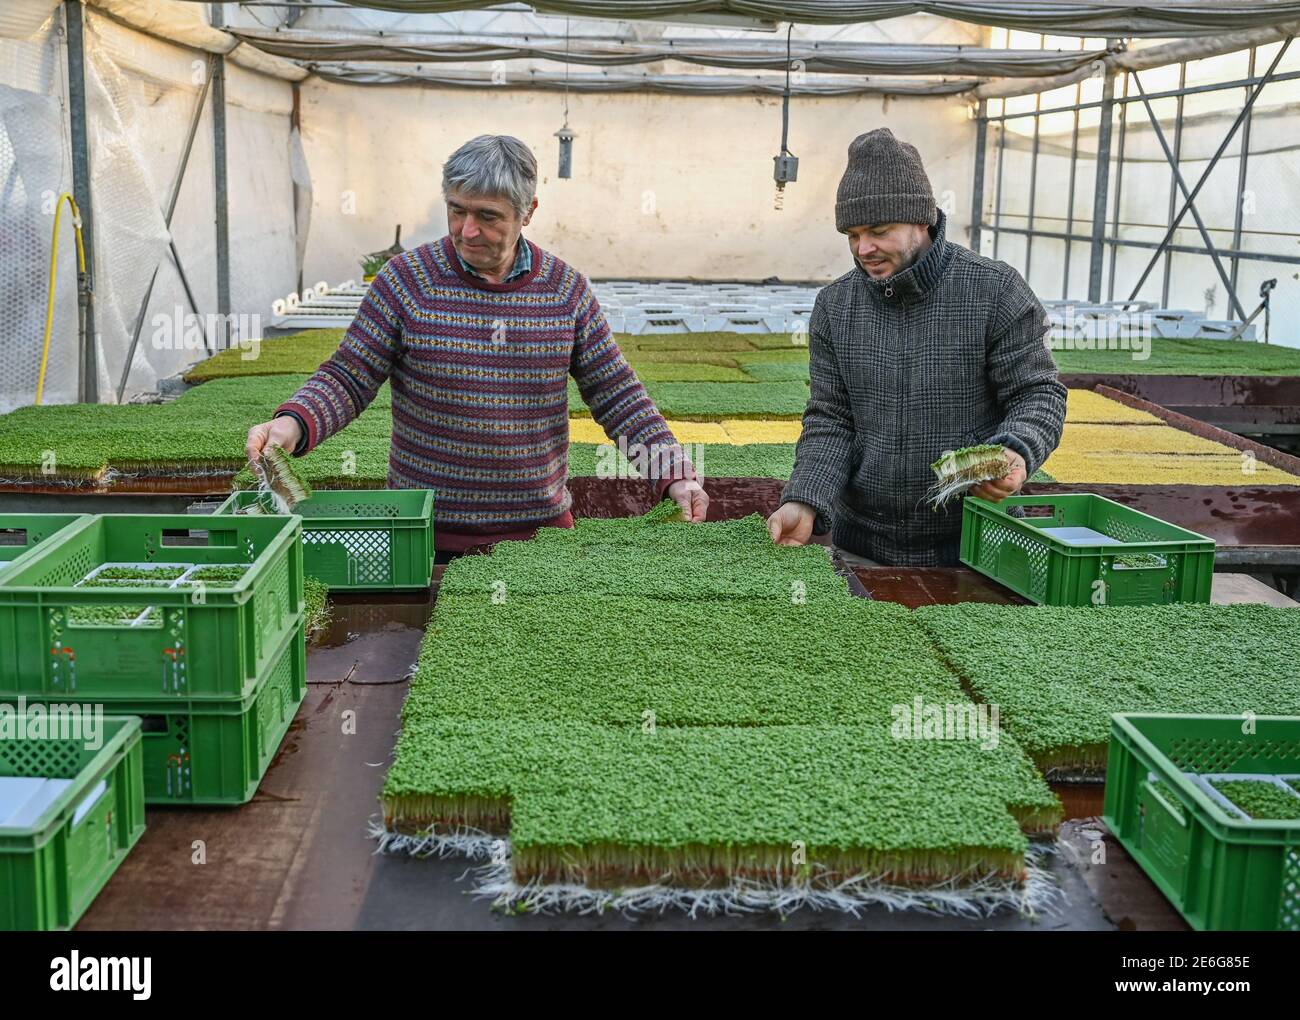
[304,575,330,643]
[385,504,1061,887]
[181,329,1300,384]
[384,719,1061,885]
[914,603,1300,773]
[1208,779,1300,821]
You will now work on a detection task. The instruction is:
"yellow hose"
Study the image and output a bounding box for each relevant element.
[36,192,86,406]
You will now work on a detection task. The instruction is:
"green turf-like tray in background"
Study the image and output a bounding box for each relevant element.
[1104,713,1300,931]
[0,715,145,930]
[213,488,434,591]
[960,493,1214,606]
[0,514,303,700]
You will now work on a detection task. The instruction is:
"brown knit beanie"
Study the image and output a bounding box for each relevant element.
[835,128,937,232]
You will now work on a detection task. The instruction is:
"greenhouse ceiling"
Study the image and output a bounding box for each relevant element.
[103,0,1300,98]
[212,1,1300,36]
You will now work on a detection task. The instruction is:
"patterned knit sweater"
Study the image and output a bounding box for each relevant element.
[277,236,696,551]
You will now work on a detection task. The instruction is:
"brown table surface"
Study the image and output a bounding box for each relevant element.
[848,565,1296,608]
[847,566,1032,606]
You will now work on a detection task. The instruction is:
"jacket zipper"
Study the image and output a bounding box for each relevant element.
[898,294,909,515]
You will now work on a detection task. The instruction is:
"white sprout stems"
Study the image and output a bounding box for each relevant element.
[369,821,1062,920]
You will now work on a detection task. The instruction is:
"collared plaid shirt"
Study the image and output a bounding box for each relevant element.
[453,237,533,281]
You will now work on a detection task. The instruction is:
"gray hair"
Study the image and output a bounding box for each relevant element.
[441,135,538,217]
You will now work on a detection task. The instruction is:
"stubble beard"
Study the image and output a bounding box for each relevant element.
[858,232,930,280]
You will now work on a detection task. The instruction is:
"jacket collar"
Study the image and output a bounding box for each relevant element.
[855,208,952,303]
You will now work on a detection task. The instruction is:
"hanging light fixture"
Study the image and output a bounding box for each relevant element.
[772,23,799,208]
[555,125,575,179]
[555,17,575,179]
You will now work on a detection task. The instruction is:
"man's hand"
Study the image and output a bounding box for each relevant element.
[667,479,709,523]
[969,447,1027,503]
[246,416,303,467]
[767,500,817,546]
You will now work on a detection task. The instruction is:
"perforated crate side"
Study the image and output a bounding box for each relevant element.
[1104,713,1300,931]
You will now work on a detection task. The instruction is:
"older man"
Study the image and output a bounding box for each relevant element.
[247,135,707,557]
[768,128,1067,566]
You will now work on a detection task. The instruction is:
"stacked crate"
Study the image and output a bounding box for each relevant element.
[1,715,146,930]
[0,514,307,805]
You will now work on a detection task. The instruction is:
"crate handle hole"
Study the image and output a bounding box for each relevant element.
[139,715,169,734]
[71,779,109,828]
[0,528,28,546]
[162,529,208,546]
[1111,553,1169,571]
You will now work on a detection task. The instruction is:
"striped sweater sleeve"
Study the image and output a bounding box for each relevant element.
[567,275,697,498]
[275,261,405,454]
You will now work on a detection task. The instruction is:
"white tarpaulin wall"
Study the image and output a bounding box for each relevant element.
[296,79,975,286]
[280,3,985,287]
[0,2,297,411]
[79,10,297,404]
[181,0,1300,37]
[0,4,78,412]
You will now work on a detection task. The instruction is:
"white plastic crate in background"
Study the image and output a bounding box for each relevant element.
[271,278,824,333]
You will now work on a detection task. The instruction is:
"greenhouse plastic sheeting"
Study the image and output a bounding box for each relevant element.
[82,19,174,404]
[0,13,77,413]
[293,75,973,286]
[0,8,300,410]
[285,1,1300,37]
[86,12,297,401]
[230,30,1113,77]
[314,65,977,95]
[0,0,59,41]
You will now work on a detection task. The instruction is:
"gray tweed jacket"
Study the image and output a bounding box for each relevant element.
[781,210,1067,567]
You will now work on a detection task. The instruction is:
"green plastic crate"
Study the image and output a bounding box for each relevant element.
[959,493,1215,606]
[0,514,89,581]
[0,715,145,930]
[0,514,303,700]
[1103,713,1300,931]
[214,489,434,591]
[5,623,306,805]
